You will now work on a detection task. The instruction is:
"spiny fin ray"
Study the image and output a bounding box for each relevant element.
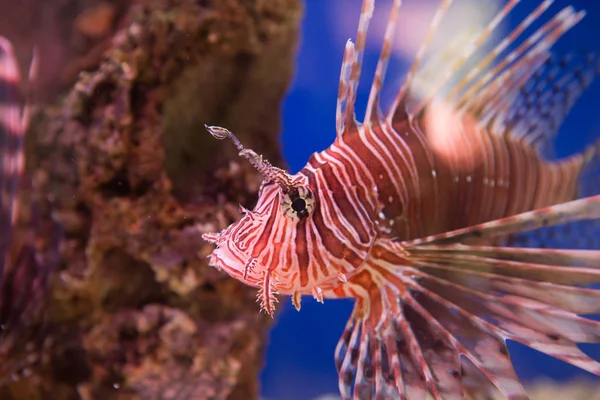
[404,195,600,246]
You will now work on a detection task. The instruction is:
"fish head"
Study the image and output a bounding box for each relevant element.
[202,125,375,316]
[202,175,323,316]
[203,179,303,286]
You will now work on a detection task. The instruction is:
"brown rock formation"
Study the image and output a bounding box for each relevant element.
[0,0,302,399]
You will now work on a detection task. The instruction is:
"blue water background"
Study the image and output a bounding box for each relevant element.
[261,1,600,399]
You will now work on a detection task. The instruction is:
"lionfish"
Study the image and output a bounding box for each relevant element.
[0,37,61,382]
[203,0,600,398]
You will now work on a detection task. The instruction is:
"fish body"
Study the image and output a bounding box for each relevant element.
[203,0,600,398]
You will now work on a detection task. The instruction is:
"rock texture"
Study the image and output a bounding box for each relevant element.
[0,0,302,399]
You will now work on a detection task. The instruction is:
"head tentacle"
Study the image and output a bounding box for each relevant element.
[205,125,299,192]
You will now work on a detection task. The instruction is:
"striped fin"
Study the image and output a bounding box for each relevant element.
[0,36,26,289]
[445,0,555,106]
[335,278,458,400]
[337,0,591,148]
[405,195,600,245]
[507,217,600,250]
[411,0,521,117]
[364,0,401,124]
[401,264,600,377]
[399,199,600,394]
[388,0,455,123]
[337,255,530,399]
[381,1,590,152]
[340,0,593,157]
[0,38,58,383]
[338,196,600,399]
[491,51,600,152]
[405,245,600,312]
[336,0,374,135]
[337,40,357,136]
[339,0,456,127]
[455,4,584,115]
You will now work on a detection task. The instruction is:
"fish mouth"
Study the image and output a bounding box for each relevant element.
[202,230,262,286]
[202,230,221,245]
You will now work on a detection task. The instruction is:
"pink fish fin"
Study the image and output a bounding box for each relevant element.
[389,202,600,394]
[404,244,600,310]
[334,287,450,400]
[409,0,520,118]
[378,243,600,399]
[394,2,590,146]
[387,0,454,124]
[256,270,279,318]
[507,210,600,251]
[397,276,530,400]
[443,0,553,105]
[396,260,600,377]
[454,6,586,132]
[405,244,600,286]
[406,195,600,246]
[490,51,599,154]
[335,240,532,399]
[460,359,503,400]
[0,36,26,292]
[409,194,600,269]
[362,0,401,126]
[336,40,356,137]
[0,37,60,370]
[338,0,374,136]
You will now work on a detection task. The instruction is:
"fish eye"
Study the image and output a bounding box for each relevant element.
[291,197,306,212]
[282,186,315,220]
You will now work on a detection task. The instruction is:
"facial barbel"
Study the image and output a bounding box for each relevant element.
[204,124,298,192]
